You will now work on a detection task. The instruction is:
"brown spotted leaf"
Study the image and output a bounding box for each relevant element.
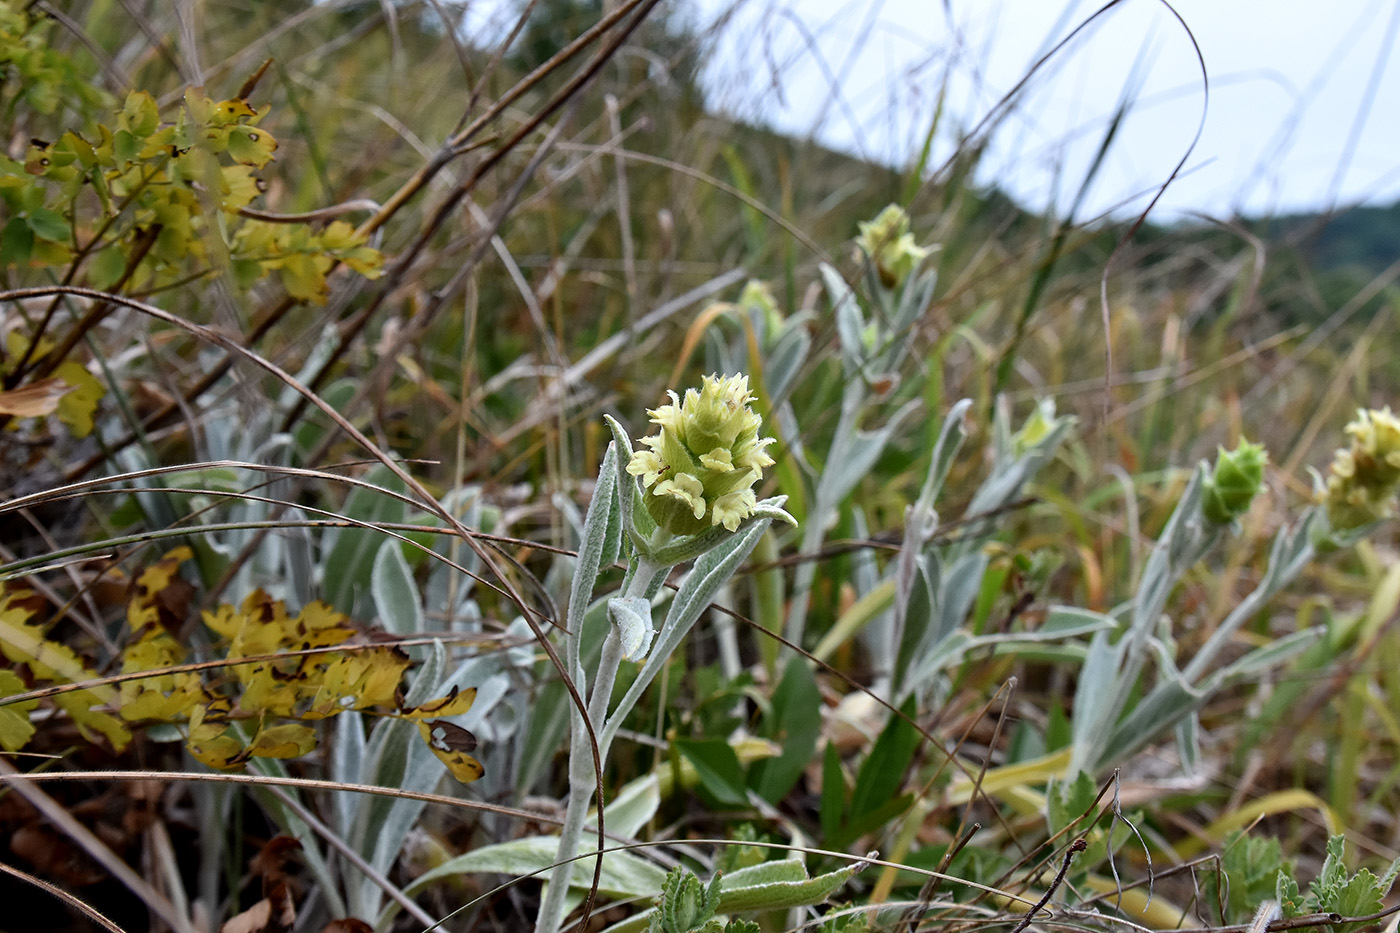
[416,719,484,783]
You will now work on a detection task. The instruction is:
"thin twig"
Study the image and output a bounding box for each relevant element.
[1008,839,1087,933]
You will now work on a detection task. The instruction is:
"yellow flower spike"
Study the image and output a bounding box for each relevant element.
[854,204,932,288]
[627,373,777,536]
[1323,407,1400,531]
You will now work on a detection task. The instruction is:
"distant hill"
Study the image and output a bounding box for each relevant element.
[1253,202,1400,278]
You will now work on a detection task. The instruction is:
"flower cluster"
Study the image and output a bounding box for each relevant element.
[1323,407,1400,531]
[854,204,931,288]
[627,374,776,535]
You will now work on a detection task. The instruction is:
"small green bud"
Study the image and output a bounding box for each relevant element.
[1010,398,1064,456]
[627,374,776,535]
[1202,439,1268,524]
[853,204,931,288]
[1323,407,1400,531]
[737,279,783,338]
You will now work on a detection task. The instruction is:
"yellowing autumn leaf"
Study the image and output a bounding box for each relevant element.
[188,725,245,770]
[301,648,410,719]
[400,686,477,720]
[119,633,205,722]
[417,719,484,783]
[246,722,316,759]
[319,221,383,278]
[0,669,38,752]
[208,98,257,125]
[55,687,131,750]
[53,361,103,437]
[120,548,206,724]
[0,587,129,751]
[0,363,102,436]
[286,600,356,647]
[126,546,193,635]
[219,164,262,211]
[225,124,277,167]
[199,589,411,725]
[238,662,303,717]
[119,90,160,137]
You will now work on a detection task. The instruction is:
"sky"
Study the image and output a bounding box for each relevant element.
[467,0,1400,221]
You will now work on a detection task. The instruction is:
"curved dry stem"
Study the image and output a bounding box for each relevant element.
[0,282,599,833]
[0,858,129,932]
[0,757,195,933]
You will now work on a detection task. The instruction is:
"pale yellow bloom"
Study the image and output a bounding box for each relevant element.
[626,374,776,535]
[854,204,931,288]
[1323,407,1400,530]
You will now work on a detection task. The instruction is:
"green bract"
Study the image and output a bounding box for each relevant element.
[627,374,776,535]
[1323,406,1400,530]
[1202,439,1268,525]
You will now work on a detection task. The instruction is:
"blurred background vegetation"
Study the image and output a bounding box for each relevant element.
[3,1,1400,931]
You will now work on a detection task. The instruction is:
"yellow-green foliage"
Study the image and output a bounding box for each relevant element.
[0,2,108,118]
[0,587,131,752]
[2,86,382,301]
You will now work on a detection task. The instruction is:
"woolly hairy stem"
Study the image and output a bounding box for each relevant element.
[536,557,665,933]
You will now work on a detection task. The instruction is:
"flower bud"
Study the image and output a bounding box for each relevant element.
[626,374,776,535]
[1202,439,1267,524]
[1323,407,1400,531]
[854,204,931,288]
[738,279,784,339]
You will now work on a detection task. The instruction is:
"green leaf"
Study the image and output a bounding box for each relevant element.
[25,207,69,243]
[1305,835,1393,933]
[86,244,127,289]
[1318,834,1348,897]
[748,656,821,802]
[674,737,748,808]
[1046,697,1072,750]
[1328,871,1384,927]
[0,216,34,266]
[830,792,915,850]
[1202,831,1289,925]
[601,516,774,752]
[652,867,722,933]
[404,836,666,899]
[568,443,618,659]
[1277,870,1304,918]
[609,595,655,662]
[597,773,660,840]
[322,468,406,617]
[371,538,423,636]
[716,859,862,912]
[1047,771,1098,836]
[849,698,919,821]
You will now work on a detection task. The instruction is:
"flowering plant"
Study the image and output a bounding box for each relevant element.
[627,373,776,534]
[1323,407,1400,531]
[854,203,931,288]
